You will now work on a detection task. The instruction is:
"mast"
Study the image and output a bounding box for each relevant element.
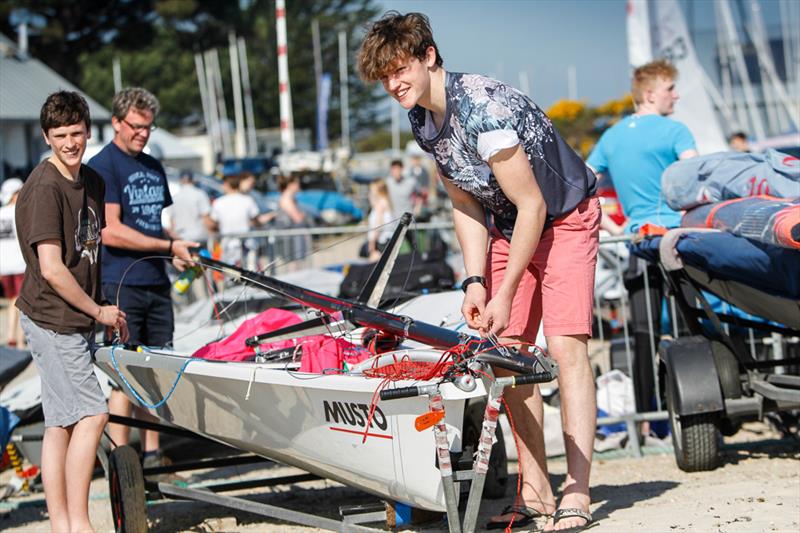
[112,56,122,93]
[626,0,653,67]
[715,4,747,131]
[194,53,216,158]
[567,65,578,100]
[747,0,798,133]
[229,32,247,158]
[276,0,295,152]
[312,18,326,150]
[518,71,531,97]
[238,37,258,156]
[203,50,224,162]
[338,30,350,152]
[210,48,233,157]
[716,0,766,141]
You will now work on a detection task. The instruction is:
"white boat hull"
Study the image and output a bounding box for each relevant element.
[95,346,486,511]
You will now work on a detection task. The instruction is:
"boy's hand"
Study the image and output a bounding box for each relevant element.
[461,285,487,332]
[96,305,125,327]
[481,293,512,337]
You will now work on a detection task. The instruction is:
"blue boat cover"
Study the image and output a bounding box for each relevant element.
[631,232,800,300]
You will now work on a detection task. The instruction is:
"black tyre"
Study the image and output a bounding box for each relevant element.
[666,378,720,472]
[108,445,148,533]
[711,341,741,400]
[462,400,508,499]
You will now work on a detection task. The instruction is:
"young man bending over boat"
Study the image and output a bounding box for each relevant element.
[358,12,600,532]
[15,91,128,532]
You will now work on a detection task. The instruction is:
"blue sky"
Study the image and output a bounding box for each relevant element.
[378,0,788,110]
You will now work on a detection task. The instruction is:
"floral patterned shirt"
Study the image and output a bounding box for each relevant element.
[409,72,597,239]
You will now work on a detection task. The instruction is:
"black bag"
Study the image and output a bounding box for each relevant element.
[339,252,455,303]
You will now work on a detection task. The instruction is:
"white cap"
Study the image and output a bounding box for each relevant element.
[0,178,23,205]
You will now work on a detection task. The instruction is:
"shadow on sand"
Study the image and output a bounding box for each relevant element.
[588,480,679,522]
[0,497,49,530]
[719,435,800,466]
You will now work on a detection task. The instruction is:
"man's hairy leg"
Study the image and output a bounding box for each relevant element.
[544,334,595,532]
[490,336,556,521]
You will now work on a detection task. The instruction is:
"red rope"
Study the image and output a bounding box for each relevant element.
[501,395,524,533]
[358,340,474,443]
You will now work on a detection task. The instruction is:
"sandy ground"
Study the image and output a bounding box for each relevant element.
[1,420,798,533]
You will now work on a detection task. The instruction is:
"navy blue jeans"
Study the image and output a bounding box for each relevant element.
[103,283,174,347]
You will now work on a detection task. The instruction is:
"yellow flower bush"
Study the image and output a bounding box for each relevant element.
[545,93,635,157]
[547,99,587,122]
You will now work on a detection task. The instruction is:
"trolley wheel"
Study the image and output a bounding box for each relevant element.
[462,400,508,499]
[666,378,720,472]
[711,341,741,400]
[108,445,148,533]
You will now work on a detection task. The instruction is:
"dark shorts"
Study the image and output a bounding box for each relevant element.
[103,283,174,347]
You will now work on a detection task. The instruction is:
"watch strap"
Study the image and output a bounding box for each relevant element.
[461,275,486,292]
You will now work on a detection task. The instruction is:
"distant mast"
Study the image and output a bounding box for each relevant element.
[276,0,295,152]
[626,0,652,67]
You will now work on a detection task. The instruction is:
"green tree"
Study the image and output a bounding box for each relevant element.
[0,1,157,84]
[4,0,387,147]
[78,26,201,129]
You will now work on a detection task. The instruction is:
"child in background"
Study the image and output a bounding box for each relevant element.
[0,178,26,347]
[364,179,394,261]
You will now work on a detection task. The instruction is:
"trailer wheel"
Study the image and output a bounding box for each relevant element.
[462,400,508,499]
[666,380,720,472]
[108,445,148,533]
[711,341,741,400]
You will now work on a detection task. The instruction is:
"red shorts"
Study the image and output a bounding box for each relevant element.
[487,197,600,340]
[1,273,24,299]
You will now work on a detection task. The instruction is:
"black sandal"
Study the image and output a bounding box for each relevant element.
[550,508,595,532]
[486,504,549,530]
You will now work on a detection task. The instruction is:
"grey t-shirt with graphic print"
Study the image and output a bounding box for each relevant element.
[409,72,597,239]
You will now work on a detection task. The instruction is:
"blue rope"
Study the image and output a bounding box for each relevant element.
[109,344,196,409]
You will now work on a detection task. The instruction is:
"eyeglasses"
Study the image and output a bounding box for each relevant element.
[121,118,157,133]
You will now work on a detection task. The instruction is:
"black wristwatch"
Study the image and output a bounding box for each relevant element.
[461,275,486,293]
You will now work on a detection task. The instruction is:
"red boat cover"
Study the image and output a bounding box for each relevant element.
[193,308,370,373]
